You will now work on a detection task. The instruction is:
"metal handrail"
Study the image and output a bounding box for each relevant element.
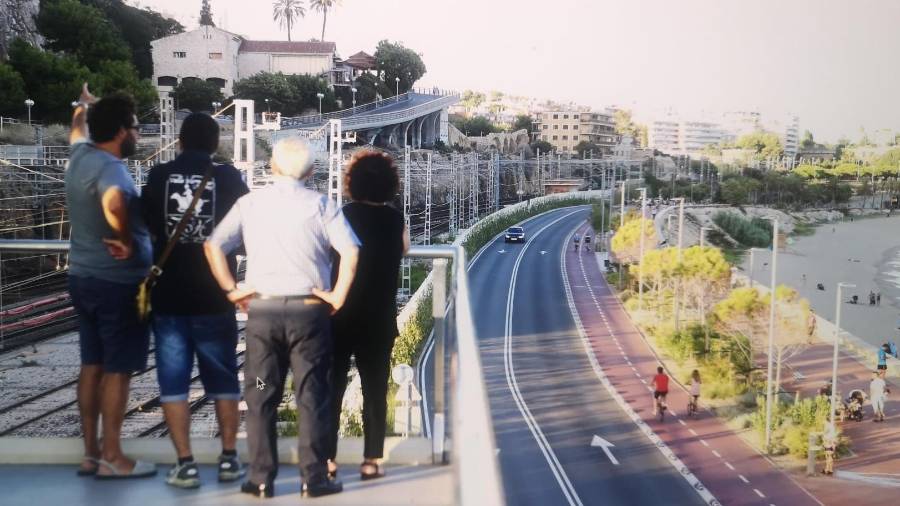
[0,240,505,505]
[283,93,459,131]
[280,92,413,127]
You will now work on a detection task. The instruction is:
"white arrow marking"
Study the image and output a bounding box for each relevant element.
[540,250,548,255]
[591,435,619,465]
[256,377,266,390]
[498,249,506,254]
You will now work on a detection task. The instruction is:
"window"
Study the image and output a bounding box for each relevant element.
[563,135,568,140]
[573,135,579,141]
[542,135,548,141]
[563,125,568,130]
[574,114,580,119]
[553,114,558,119]
[563,114,569,119]
[209,52,223,60]
[573,125,579,130]
[542,124,548,130]
[173,51,186,58]
[553,125,559,130]
[552,135,558,140]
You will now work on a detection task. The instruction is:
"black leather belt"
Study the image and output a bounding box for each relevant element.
[256,294,321,302]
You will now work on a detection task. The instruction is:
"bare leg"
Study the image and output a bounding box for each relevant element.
[214,399,239,452]
[96,372,135,475]
[162,401,192,459]
[77,365,103,471]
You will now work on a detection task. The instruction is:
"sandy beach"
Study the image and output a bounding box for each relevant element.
[743,214,900,349]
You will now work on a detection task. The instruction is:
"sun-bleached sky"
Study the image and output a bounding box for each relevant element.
[132,0,900,143]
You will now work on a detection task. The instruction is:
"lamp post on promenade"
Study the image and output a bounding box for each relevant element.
[638,187,647,311]
[264,98,270,112]
[831,282,855,426]
[395,77,400,100]
[351,87,357,109]
[316,93,325,114]
[673,197,685,331]
[763,217,779,454]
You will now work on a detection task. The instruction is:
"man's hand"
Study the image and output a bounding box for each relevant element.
[79,83,97,106]
[228,287,256,312]
[311,288,344,315]
[102,237,132,260]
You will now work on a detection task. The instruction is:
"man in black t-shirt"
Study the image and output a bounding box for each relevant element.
[141,113,249,489]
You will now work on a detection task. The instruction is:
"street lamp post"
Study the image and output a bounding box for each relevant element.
[673,197,685,331]
[316,93,325,114]
[264,98,270,112]
[764,217,779,454]
[351,87,357,109]
[211,101,221,113]
[395,77,400,100]
[618,180,626,290]
[24,98,34,125]
[638,187,647,311]
[831,282,855,426]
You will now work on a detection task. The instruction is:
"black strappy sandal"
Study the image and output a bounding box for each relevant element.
[360,462,385,481]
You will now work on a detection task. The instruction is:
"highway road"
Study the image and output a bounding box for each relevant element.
[422,207,708,505]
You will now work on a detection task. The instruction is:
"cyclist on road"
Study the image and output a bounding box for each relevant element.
[573,233,581,251]
[651,366,669,416]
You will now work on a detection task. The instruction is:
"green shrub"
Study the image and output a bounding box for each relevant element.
[751,394,847,457]
[713,212,772,248]
[0,123,35,145]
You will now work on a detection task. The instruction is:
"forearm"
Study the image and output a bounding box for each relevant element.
[69,105,89,145]
[331,250,358,303]
[204,242,237,291]
[101,188,131,243]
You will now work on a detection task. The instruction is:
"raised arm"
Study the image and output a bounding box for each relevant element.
[100,187,133,259]
[69,83,96,145]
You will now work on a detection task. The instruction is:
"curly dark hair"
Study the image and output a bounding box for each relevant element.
[87,93,136,143]
[344,150,399,203]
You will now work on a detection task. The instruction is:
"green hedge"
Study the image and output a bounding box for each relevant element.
[713,212,772,248]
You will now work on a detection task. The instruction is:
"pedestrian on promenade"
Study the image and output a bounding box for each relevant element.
[688,370,701,415]
[877,292,881,306]
[877,343,890,372]
[869,291,876,306]
[325,151,409,481]
[205,138,359,498]
[141,113,248,488]
[870,371,888,422]
[65,84,156,479]
[821,422,837,476]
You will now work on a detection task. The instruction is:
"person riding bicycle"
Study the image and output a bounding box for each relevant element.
[573,234,581,251]
[689,369,701,415]
[651,366,669,416]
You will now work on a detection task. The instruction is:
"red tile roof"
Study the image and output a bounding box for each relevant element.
[240,40,336,54]
[343,51,376,69]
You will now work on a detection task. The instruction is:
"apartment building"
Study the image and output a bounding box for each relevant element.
[649,119,680,153]
[535,110,617,154]
[650,111,799,158]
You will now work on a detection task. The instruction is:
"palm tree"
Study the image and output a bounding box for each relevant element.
[309,0,340,41]
[272,0,306,42]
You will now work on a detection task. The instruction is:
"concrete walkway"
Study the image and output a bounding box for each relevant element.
[0,464,452,506]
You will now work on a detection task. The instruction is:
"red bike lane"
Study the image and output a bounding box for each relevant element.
[565,224,822,506]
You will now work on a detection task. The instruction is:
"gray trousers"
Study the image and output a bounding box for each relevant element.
[244,298,333,485]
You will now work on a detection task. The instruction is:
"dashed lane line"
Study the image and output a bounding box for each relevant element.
[739,475,750,484]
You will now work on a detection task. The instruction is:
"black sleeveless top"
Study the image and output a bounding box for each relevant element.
[333,202,405,338]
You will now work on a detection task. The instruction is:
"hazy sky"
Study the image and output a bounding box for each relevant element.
[133,0,900,142]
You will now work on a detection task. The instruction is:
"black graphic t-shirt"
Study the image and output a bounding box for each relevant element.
[141,150,248,315]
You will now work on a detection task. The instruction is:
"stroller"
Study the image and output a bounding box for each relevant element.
[844,389,867,422]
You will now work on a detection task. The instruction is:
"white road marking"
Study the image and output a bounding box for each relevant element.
[754,489,765,498]
[712,450,721,458]
[700,439,709,448]
[678,420,687,427]
[739,475,749,484]
[724,462,735,471]
[504,210,585,506]
[590,435,620,466]
[689,429,698,436]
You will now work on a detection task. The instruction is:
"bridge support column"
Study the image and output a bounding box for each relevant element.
[402,121,413,149]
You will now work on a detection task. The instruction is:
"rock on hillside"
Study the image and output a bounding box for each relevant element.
[0,0,42,59]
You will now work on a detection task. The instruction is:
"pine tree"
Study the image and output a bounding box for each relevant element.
[199,0,215,26]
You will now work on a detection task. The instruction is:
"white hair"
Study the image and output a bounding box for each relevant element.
[271,137,313,179]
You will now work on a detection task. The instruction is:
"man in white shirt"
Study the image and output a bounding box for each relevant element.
[870,371,888,423]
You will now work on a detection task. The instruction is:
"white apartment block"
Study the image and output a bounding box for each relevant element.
[152,25,337,97]
[649,119,680,153]
[536,110,616,154]
[650,111,799,158]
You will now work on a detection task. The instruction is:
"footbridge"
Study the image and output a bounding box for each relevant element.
[279,89,459,149]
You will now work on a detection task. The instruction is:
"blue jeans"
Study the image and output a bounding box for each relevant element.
[153,313,241,403]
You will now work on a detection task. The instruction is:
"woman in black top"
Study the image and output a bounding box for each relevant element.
[327,151,409,480]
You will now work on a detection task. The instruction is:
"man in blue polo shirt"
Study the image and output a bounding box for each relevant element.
[65,84,155,479]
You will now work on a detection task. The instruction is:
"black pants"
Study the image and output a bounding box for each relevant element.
[244,299,333,485]
[327,329,395,460]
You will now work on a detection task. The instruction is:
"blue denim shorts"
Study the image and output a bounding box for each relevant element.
[69,275,150,374]
[153,313,241,403]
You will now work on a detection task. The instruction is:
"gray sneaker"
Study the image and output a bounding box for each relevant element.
[218,454,245,482]
[166,461,200,489]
